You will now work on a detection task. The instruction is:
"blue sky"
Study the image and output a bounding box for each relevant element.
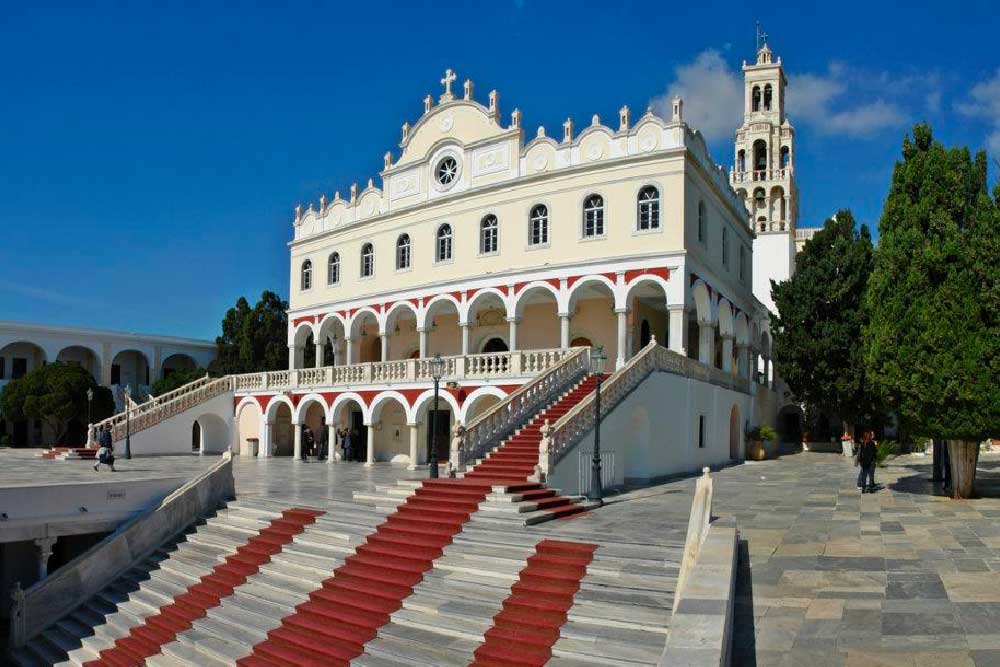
[2,1,998,339]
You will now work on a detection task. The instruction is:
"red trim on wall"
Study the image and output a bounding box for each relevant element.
[254,395,272,411]
[624,267,670,284]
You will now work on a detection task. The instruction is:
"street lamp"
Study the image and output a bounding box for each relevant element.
[428,354,446,478]
[124,384,132,460]
[588,346,607,504]
[86,387,93,429]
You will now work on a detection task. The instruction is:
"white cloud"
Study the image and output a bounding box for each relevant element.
[958,68,1000,154]
[651,49,743,143]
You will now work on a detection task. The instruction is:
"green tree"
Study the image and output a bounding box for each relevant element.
[209,290,289,375]
[0,363,115,446]
[151,367,209,396]
[771,210,880,435]
[865,123,1000,498]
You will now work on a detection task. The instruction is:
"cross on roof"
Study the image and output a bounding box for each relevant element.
[440,69,456,98]
[755,21,768,50]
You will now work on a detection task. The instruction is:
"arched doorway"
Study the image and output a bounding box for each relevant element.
[570,336,592,347]
[192,421,201,452]
[236,401,262,456]
[640,320,651,347]
[272,403,293,456]
[162,353,197,380]
[729,405,741,460]
[482,337,508,353]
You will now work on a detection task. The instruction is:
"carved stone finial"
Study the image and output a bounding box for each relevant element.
[562,117,574,143]
[463,78,474,100]
[511,108,521,129]
[440,68,457,102]
[307,202,314,214]
[537,126,546,138]
[650,333,656,346]
[488,89,499,117]
[646,103,655,116]
[334,190,342,202]
[349,183,358,203]
[383,151,392,170]
[401,121,410,143]
[619,105,630,131]
[423,94,433,113]
[294,204,302,221]
[672,95,683,122]
[319,194,328,211]
[367,178,374,189]
[591,113,600,127]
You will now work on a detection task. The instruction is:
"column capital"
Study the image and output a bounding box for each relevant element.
[720,332,735,341]
[557,312,570,319]
[667,303,689,313]
[614,308,629,315]
[506,317,521,324]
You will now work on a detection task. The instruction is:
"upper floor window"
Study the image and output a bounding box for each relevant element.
[780,146,790,169]
[436,156,459,186]
[583,194,604,238]
[697,201,707,243]
[763,84,773,111]
[436,224,453,262]
[301,260,313,290]
[752,86,761,112]
[360,243,374,278]
[327,252,340,285]
[637,186,660,231]
[396,234,411,270]
[480,215,499,254]
[530,204,548,245]
[722,228,730,267]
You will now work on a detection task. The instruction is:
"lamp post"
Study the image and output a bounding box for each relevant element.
[588,346,607,504]
[428,354,446,478]
[86,388,94,448]
[124,384,132,460]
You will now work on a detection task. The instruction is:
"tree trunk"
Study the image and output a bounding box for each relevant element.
[947,439,979,500]
[931,439,943,482]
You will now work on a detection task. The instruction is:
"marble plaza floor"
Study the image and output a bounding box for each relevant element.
[0,448,219,486]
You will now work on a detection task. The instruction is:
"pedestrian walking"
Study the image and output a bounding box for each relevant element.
[856,430,877,493]
[341,427,354,462]
[318,420,329,461]
[94,425,116,472]
[301,425,313,461]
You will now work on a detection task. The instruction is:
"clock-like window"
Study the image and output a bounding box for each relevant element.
[436,156,459,186]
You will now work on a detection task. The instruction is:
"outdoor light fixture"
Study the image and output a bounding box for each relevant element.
[86,387,94,429]
[124,384,133,460]
[428,354,446,478]
[588,346,607,504]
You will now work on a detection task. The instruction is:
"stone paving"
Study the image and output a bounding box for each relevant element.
[0,448,218,486]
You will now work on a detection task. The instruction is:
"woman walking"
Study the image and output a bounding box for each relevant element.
[856,430,878,493]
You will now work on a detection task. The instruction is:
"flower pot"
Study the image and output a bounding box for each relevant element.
[749,440,766,461]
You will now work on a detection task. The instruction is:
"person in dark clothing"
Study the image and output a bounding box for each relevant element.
[301,425,314,461]
[317,420,329,461]
[94,425,116,472]
[856,430,878,493]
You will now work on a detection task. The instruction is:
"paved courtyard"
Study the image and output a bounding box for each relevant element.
[0,448,218,487]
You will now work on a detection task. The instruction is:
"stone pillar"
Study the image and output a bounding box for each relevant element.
[287,345,296,370]
[616,309,628,369]
[763,357,771,386]
[346,337,355,365]
[668,306,688,355]
[461,324,470,355]
[365,424,376,466]
[698,322,715,366]
[408,424,419,470]
[328,423,337,463]
[507,318,519,351]
[101,341,113,387]
[418,328,428,357]
[293,424,302,459]
[721,335,734,373]
[35,537,57,581]
[316,343,324,368]
[380,334,389,361]
[152,345,163,383]
[559,313,570,348]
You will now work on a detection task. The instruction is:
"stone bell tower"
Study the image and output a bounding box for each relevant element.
[731,27,799,313]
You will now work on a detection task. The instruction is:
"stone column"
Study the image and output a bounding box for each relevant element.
[668,306,688,355]
[559,313,570,348]
[408,424,419,470]
[721,335,734,373]
[328,423,337,463]
[346,337,355,365]
[380,334,389,361]
[293,424,302,459]
[316,343,324,368]
[365,424,376,466]
[698,322,715,366]
[35,537,57,581]
[417,328,428,358]
[101,341,113,386]
[507,318,519,351]
[616,309,628,369]
[287,345,296,370]
[260,422,272,458]
[461,324,470,356]
[763,357,771,387]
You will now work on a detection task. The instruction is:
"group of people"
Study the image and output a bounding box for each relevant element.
[297,422,362,462]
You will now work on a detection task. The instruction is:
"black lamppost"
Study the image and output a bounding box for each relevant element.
[428,354,446,478]
[588,346,607,504]
[124,384,132,460]
[86,388,93,429]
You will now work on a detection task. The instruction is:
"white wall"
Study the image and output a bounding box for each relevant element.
[752,232,795,313]
[548,372,755,495]
[112,391,234,456]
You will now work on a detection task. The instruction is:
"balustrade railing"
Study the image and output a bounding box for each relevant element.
[457,347,591,470]
[539,340,752,477]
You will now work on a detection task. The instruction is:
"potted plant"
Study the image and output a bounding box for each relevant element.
[746,425,778,461]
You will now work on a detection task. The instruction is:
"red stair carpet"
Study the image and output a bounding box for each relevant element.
[83,507,324,667]
[237,478,493,667]
[470,539,597,667]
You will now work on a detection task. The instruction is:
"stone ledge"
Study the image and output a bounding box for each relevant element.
[658,520,738,666]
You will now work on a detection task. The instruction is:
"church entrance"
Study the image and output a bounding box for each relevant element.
[482,337,508,353]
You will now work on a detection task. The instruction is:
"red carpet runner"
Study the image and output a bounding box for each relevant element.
[237,478,493,667]
[84,507,324,667]
[470,539,597,667]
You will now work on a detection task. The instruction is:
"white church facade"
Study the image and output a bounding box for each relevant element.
[228,46,797,475]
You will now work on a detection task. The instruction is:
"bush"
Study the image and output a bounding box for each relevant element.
[876,440,900,467]
[747,424,779,442]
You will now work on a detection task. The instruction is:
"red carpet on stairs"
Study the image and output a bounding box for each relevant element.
[470,539,597,667]
[236,478,493,667]
[83,507,324,667]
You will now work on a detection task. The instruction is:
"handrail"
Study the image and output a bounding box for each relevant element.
[457,347,591,470]
[674,467,714,612]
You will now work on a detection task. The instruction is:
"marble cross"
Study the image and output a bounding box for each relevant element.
[440,68,456,98]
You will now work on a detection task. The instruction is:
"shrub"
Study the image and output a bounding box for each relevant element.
[876,440,899,467]
[747,424,779,442]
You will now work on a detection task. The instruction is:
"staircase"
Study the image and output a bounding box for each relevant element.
[37,448,97,461]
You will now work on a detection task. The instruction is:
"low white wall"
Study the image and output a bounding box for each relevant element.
[112,391,235,456]
[549,373,755,495]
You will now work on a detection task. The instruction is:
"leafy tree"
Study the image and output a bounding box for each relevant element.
[865,123,1000,498]
[151,367,209,396]
[209,290,289,375]
[770,210,881,435]
[0,363,115,445]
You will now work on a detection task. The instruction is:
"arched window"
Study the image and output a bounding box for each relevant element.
[780,146,790,169]
[436,224,453,262]
[697,201,707,243]
[754,188,766,210]
[753,140,767,177]
[737,149,746,173]
[360,243,374,278]
[763,84,773,111]
[396,234,411,270]
[752,86,761,112]
[722,227,730,267]
[301,260,312,290]
[583,194,604,237]
[327,252,340,285]
[529,204,548,245]
[637,186,660,231]
[480,214,499,254]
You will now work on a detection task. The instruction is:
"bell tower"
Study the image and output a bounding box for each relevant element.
[731,27,799,313]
